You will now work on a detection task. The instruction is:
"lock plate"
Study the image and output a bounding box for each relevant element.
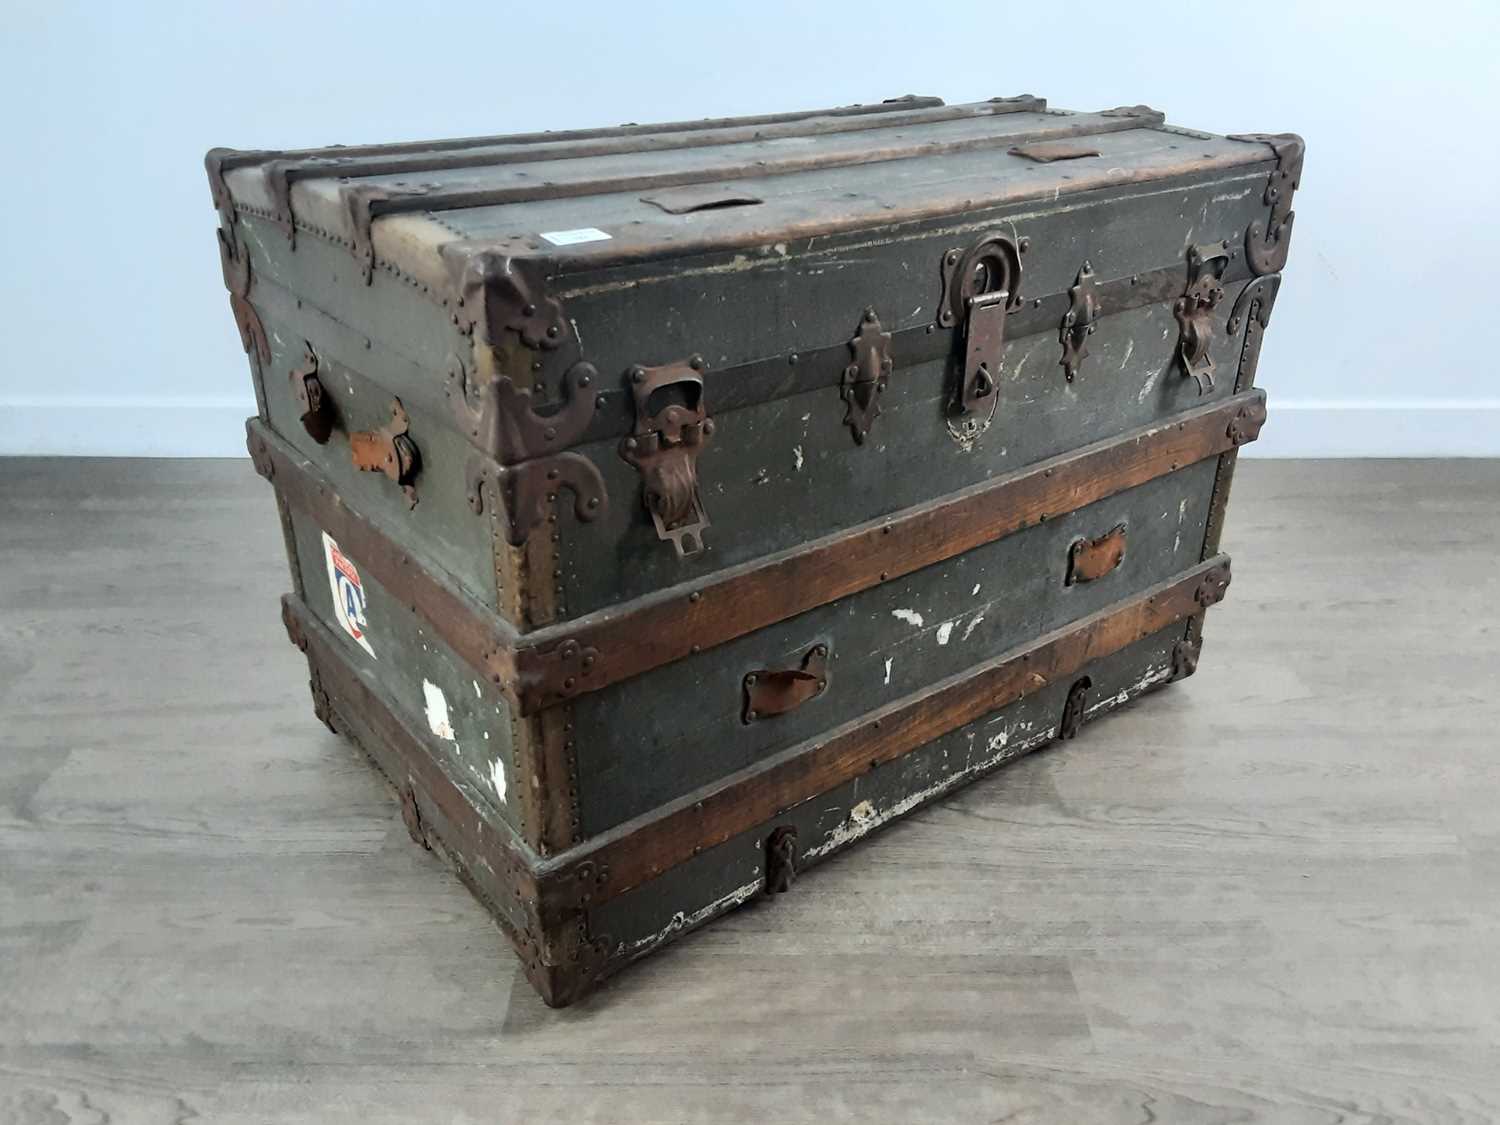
[1059,262,1099,382]
[841,309,892,444]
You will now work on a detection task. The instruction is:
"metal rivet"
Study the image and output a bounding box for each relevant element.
[689,591,701,603]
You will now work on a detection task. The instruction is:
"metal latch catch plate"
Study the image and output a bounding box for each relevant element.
[841,309,892,444]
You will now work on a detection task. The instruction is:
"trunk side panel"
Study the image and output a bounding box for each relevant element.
[570,460,1215,834]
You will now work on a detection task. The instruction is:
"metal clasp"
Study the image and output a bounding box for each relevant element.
[619,356,715,557]
[938,234,1025,438]
[1174,244,1231,394]
[288,344,336,444]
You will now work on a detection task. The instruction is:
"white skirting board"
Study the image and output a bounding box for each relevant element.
[0,397,1497,458]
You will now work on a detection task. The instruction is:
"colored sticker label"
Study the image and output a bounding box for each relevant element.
[539,227,611,246]
[322,531,375,658]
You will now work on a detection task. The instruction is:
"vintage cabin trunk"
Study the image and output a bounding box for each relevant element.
[207,94,1300,1006]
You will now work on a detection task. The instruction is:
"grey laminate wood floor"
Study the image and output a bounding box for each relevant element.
[2,458,1498,1124]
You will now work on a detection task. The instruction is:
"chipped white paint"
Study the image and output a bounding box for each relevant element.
[961,614,985,642]
[1138,369,1160,403]
[971,583,981,597]
[1174,497,1188,552]
[800,413,811,423]
[422,680,455,741]
[807,658,1174,863]
[936,620,955,646]
[1119,338,1135,369]
[793,444,804,471]
[807,726,1055,861]
[620,877,764,957]
[849,800,875,824]
[482,730,489,740]
[488,758,508,804]
[472,679,482,699]
[1086,664,1173,717]
[883,657,894,685]
[891,608,924,627]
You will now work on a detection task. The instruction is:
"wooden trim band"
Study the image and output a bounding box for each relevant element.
[251,391,1264,715]
[517,390,1266,711]
[535,555,1232,908]
[246,419,521,690]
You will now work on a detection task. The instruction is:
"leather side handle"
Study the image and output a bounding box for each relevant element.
[1067,523,1126,585]
[743,643,829,723]
[286,345,421,507]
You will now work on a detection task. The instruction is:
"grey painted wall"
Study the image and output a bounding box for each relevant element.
[2,0,1495,456]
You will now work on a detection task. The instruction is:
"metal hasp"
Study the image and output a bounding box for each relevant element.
[939,234,1025,435]
[1059,262,1099,382]
[1058,676,1092,740]
[619,357,715,557]
[1174,244,1231,394]
[349,399,421,507]
[743,643,830,723]
[765,826,799,894]
[1228,133,1304,275]
[841,309,893,444]
[289,345,335,444]
[1066,523,1126,585]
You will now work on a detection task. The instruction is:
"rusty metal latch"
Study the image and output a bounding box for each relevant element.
[1059,676,1092,740]
[1059,262,1099,383]
[765,826,799,895]
[619,357,715,557]
[289,345,336,444]
[938,234,1025,436]
[842,309,892,444]
[1066,524,1126,585]
[1174,244,1231,394]
[350,398,421,507]
[743,643,830,723]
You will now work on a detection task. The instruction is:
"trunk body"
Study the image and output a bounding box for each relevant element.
[209,95,1300,1005]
